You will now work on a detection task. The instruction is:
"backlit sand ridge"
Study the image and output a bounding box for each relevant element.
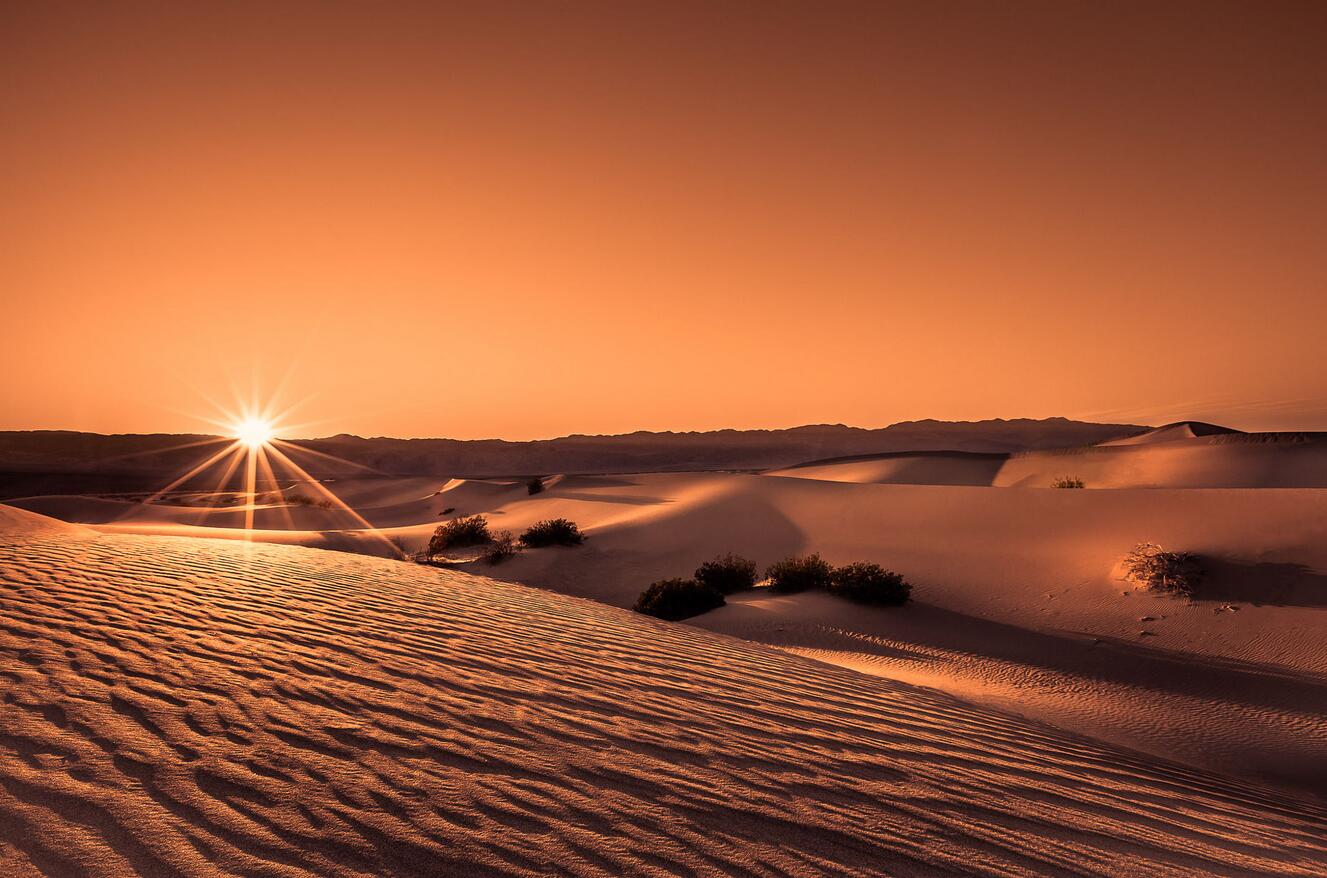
[2,509,1326,876]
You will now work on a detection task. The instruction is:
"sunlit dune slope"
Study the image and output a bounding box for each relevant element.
[377,475,1327,793]
[1096,422,1243,446]
[994,432,1327,488]
[15,468,1327,793]
[768,452,1006,485]
[3,509,1326,877]
[0,505,94,539]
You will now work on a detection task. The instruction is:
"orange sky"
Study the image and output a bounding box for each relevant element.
[3,2,1326,439]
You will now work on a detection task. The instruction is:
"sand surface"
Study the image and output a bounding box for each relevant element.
[9,431,1327,873]
[15,464,1327,787]
[3,509,1327,876]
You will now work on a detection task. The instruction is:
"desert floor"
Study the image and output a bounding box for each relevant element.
[6,428,1327,875]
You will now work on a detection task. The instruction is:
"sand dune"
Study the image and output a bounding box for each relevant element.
[770,430,1327,488]
[1096,421,1243,446]
[368,474,1327,794]
[769,452,1006,485]
[2,508,1326,876]
[14,442,1327,798]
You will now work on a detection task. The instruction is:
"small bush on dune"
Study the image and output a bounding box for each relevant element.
[482,531,518,565]
[1052,477,1086,489]
[426,514,492,560]
[694,553,758,594]
[829,562,911,606]
[765,554,833,594]
[633,578,725,621]
[1121,542,1202,597]
[527,477,545,495]
[519,518,585,547]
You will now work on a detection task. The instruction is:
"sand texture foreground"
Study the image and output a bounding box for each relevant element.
[1,509,1326,877]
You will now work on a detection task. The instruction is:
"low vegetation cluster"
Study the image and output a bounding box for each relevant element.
[482,531,518,565]
[632,578,726,621]
[420,515,586,563]
[518,518,585,547]
[1051,476,1085,489]
[1121,542,1202,597]
[634,553,912,621]
[425,515,492,560]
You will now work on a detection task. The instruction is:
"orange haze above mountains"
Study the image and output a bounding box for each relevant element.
[3,2,1327,440]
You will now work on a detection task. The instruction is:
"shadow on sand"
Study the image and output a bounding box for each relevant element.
[1196,558,1327,608]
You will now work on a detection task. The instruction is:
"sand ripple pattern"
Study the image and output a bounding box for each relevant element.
[1,530,1325,877]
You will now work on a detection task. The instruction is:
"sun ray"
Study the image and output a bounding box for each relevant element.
[242,442,259,538]
[140,440,244,507]
[139,388,403,557]
[271,438,386,475]
[194,443,247,527]
[263,443,404,557]
[255,445,297,531]
[95,436,232,467]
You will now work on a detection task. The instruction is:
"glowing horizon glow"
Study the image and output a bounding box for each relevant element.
[130,389,405,558]
[233,417,275,449]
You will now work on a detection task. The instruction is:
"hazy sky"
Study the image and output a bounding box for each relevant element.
[3,2,1326,439]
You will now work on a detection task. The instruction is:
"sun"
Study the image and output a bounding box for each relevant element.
[233,417,274,449]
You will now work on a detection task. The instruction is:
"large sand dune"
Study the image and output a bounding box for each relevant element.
[434,474,1327,793]
[2,509,1326,876]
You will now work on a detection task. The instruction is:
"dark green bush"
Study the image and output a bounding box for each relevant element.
[527,477,545,495]
[519,518,585,547]
[764,554,832,594]
[829,562,911,606]
[633,578,725,621]
[426,514,492,559]
[694,553,758,595]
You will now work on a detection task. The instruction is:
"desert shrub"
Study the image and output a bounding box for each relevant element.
[519,518,585,547]
[694,553,758,594]
[1121,542,1202,597]
[426,514,492,559]
[439,507,456,516]
[482,531,517,565]
[527,477,545,495]
[280,491,334,507]
[1051,476,1085,489]
[765,554,832,594]
[829,562,911,606]
[633,578,725,621]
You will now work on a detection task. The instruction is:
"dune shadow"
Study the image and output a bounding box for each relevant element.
[550,491,671,507]
[1196,558,1327,608]
[553,475,643,489]
[886,456,1003,486]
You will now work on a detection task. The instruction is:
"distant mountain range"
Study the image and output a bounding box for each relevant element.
[0,419,1147,495]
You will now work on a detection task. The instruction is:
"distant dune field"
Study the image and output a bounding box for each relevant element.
[770,424,1327,488]
[3,506,1326,877]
